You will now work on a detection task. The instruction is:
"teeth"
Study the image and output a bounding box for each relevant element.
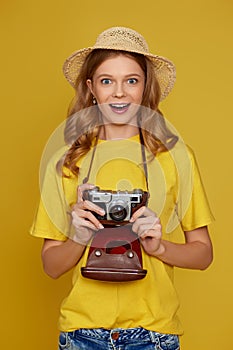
[110,103,129,109]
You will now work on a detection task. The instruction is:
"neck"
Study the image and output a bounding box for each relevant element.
[99,124,139,140]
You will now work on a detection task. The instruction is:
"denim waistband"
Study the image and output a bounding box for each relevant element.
[69,327,163,343]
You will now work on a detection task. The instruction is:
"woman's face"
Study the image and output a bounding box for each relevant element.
[86,54,145,125]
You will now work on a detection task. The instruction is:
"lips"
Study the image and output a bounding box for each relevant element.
[109,103,130,114]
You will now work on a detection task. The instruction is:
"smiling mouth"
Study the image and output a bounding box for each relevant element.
[109,103,130,114]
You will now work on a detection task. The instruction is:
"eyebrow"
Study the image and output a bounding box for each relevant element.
[96,73,143,78]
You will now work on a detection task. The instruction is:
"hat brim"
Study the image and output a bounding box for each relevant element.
[63,47,176,101]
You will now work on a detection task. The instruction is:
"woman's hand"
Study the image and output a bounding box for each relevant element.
[130,206,213,270]
[70,183,105,245]
[129,206,165,256]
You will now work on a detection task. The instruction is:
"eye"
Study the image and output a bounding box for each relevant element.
[101,78,112,85]
[127,78,138,84]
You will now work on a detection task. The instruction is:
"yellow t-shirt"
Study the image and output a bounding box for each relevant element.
[30,135,214,335]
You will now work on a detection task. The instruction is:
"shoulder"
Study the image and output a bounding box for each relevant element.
[41,145,77,180]
[155,140,195,170]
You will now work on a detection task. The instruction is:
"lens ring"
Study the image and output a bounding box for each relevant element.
[109,204,127,222]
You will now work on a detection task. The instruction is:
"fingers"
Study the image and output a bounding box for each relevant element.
[71,211,95,245]
[129,206,156,223]
[77,183,95,203]
[130,209,163,256]
[129,206,162,239]
[73,199,105,216]
[132,217,162,238]
[71,183,106,235]
[71,210,103,231]
[72,200,105,230]
[70,183,105,245]
[139,223,162,240]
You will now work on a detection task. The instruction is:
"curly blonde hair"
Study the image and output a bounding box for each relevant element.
[62,49,178,176]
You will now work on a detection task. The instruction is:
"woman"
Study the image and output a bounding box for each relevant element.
[31,27,214,350]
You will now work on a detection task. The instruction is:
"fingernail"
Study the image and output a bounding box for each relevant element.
[99,224,104,229]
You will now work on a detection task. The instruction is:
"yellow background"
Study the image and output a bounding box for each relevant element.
[0,0,232,349]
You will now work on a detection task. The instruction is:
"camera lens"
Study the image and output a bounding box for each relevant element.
[109,204,127,222]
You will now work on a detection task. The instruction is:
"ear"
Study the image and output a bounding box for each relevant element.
[86,79,93,94]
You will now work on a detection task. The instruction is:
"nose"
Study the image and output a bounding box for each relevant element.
[113,82,126,98]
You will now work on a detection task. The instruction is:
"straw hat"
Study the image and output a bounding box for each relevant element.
[63,26,176,101]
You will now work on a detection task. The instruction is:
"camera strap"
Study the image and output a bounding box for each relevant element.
[82,128,149,191]
[82,131,100,185]
[139,128,149,191]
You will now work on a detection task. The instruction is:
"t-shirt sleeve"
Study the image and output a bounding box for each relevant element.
[30,150,72,241]
[179,147,214,231]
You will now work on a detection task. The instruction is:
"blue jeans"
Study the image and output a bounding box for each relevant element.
[58,327,180,350]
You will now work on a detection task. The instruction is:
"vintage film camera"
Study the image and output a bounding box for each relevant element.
[81,187,149,281]
[83,186,149,226]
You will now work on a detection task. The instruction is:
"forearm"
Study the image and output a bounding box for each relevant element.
[42,239,86,279]
[154,239,213,270]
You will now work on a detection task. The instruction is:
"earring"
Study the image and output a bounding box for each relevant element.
[92,96,97,105]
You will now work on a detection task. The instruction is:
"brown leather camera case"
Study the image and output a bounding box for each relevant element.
[81,225,147,282]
